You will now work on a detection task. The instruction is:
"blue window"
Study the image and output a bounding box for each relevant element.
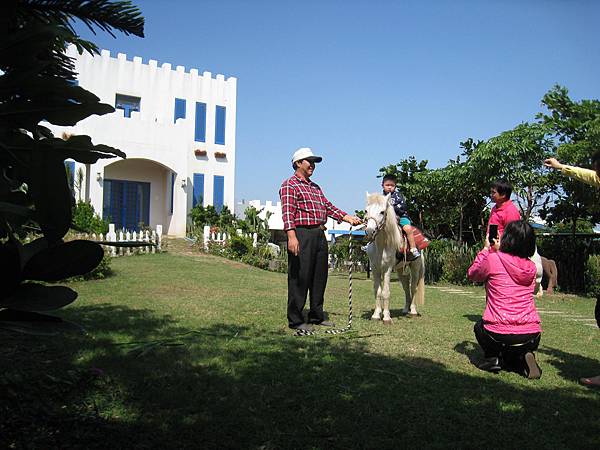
[215,105,226,145]
[193,173,204,207]
[103,179,150,231]
[115,94,141,118]
[174,98,186,123]
[195,102,206,142]
[170,173,175,214]
[64,161,75,189]
[213,175,224,213]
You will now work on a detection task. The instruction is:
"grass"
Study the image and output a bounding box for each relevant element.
[2,244,599,449]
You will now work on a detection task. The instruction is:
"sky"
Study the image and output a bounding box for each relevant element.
[75,0,600,214]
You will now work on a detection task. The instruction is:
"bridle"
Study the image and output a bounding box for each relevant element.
[364,202,388,242]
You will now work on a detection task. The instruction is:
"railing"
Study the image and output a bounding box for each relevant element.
[77,224,162,256]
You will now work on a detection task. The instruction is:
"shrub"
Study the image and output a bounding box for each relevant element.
[226,235,254,258]
[423,239,478,285]
[72,201,109,234]
[584,255,600,297]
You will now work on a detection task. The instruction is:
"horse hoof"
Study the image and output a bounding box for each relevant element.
[383,319,392,325]
[371,316,381,321]
[408,313,421,318]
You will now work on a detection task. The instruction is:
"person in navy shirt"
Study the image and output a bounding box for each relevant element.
[382,174,420,259]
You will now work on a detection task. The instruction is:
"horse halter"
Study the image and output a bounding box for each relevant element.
[364,202,388,242]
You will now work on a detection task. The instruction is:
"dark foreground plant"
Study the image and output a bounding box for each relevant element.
[0,1,144,332]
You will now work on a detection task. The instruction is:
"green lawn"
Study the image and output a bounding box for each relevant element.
[2,248,599,449]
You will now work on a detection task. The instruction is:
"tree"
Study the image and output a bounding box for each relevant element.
[537,85,600,232]
[466,122,555,221]
[0,0,144,329]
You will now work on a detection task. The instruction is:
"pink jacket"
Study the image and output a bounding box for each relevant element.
[488,199,521,237]
[468,249,541,335]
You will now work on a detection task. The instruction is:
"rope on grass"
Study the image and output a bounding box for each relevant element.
[294,225,362,337]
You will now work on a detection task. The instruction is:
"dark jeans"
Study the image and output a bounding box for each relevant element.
[474,319,541,370]
[287,226,329,328]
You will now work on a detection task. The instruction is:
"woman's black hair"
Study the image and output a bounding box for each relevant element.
[499,220,536,258]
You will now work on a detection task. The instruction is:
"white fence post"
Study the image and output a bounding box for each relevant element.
[155,225,162,251]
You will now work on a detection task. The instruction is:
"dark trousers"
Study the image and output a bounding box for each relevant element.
[474,319,541,370]
[287,226,329,328]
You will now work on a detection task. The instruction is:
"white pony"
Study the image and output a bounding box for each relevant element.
[364,192,425,323]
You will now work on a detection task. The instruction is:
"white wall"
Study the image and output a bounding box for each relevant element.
[236,199,352,241]
[45,45,237,236]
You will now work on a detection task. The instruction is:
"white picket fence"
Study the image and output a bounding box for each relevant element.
[203,225,257,250]
[77,223,162,256]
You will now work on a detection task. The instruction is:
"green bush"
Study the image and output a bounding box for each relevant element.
[226,234,254,258]
[584,255,600,297]
[72,201,109,234]
[423,239,478,285]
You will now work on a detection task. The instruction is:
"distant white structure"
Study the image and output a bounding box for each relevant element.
[235,199,351,241]
[46,45,237,237]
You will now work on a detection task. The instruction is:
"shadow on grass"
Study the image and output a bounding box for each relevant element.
[2,304,600,449]
[539,346,600,383]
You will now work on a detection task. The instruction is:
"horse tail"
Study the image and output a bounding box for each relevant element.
[414,255,425,306]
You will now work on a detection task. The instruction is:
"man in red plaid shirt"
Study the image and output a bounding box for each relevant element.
[280,147,362,331]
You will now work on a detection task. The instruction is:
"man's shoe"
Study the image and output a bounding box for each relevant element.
[290,323,313,331]
[315,320,335,327]
[477,356,502,373]
[523,352,542,379]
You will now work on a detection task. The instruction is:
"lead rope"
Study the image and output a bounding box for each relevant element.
[294,225,361,337]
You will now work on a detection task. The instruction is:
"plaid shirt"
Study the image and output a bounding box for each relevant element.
[279,174,347,231]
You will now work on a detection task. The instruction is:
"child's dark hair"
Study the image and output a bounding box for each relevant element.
[492,180,513,198]
[499,220,536,258]
[382,174,397,183]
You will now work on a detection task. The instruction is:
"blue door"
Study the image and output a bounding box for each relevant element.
[103,179,150,230]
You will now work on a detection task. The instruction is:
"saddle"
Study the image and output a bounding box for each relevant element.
[395,226,430,262]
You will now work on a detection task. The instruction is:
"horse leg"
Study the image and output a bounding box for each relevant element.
[532,251,543,298]
[371,268,383,320]
[382,268,393,324]
[407,261,423,316]
[399,271,412,315]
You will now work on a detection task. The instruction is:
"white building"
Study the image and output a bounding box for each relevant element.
[47,46,237,237]
[235,199,352,241]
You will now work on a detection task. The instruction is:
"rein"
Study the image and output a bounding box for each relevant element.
[364,203,388,243]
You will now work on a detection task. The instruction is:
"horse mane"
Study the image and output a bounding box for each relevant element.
[367,193,404,251]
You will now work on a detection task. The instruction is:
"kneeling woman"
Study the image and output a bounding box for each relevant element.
[468,220,542,379]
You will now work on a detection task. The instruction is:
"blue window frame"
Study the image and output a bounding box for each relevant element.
[195,102,206,142]
[103,179,150,230]
[115,94,141,118]
[193,173,204,207]
[213,175,224,213]
[215,105,226,145]
[170,173,175,214]
[174,98,186,123]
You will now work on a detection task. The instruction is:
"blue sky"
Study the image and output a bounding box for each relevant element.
[76,0,599,214]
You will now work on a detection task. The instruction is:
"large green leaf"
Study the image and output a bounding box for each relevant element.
[0,283,77,311]
[23,239,104,281]
[25,149,73,242]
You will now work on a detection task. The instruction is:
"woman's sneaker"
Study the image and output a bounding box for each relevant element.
[524,352,542,379]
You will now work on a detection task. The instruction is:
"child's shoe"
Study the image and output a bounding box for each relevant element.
[410,248,421,258]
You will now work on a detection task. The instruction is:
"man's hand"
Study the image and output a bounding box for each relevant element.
[343,215,363,226]
[287,230,299,256]
[544,158,564,171]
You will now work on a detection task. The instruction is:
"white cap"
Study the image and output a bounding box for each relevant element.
[291,147,323,164]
